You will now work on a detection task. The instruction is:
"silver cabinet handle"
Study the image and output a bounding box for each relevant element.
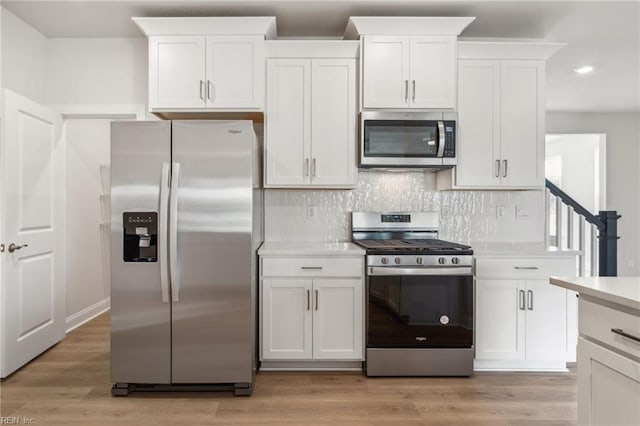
[611,328,640,343]
[519,290,525,310]
[515,266,539,270]
[307,289,310,311]
[0,244,4,253]
[527,290,533,310]
[312,159,317,177]
[207,80,213,101]
[405,80,409,102]
[503,159,508,177]
[495,160,500,178]
[301,266,322,270]
[7,243,28,253]
[412,80,416,101]
[304,158,309,177]
[315,289,319,310]
[199,80,205,100]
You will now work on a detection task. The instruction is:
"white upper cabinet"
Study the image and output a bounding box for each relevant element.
[149,35,264,111]
[264,41,358,188]
[438,41,564,190]
[362,35,456,109]
[345,16,474,110]
[133,17,276,113]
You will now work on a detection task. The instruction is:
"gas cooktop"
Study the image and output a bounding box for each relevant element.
[353,238,473,255]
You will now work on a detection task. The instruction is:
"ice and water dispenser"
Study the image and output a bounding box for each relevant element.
[122,212,158,262]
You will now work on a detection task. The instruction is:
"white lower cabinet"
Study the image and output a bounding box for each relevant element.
[577,298,640,425]
[474,256,576,370]
[260,256,364,365]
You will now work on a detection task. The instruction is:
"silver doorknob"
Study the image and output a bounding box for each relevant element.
[8,243,28,253]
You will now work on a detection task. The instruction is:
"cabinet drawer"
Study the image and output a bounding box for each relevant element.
[580,299,640,360]
[262,257,363,278]
[475,257,575,279]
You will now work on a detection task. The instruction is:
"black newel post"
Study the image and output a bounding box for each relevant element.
[598,210,621,276]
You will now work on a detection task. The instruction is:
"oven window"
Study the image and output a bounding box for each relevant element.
[364,120,439,157]
[367,274,473,348]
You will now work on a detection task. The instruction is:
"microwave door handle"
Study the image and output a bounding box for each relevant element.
[437,121,445,157]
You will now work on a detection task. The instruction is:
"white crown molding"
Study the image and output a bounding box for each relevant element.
[344,16,475,39]
[132,16,277,39]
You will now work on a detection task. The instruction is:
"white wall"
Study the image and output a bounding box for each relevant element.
[64,119,111,329]
[265,171,545,244]
[547,112,640,275]
[46,37,147,106]
[1,8,47,103]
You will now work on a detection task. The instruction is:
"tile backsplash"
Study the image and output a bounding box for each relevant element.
[264,170,545,244]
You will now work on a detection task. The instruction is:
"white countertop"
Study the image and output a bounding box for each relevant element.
[472,242,580,257]
[258,241,366,256]
[550,276,640,311]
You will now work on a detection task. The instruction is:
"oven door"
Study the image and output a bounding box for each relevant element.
[367,267,473,348]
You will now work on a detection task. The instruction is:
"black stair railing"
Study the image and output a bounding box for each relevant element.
[545,179,621,276]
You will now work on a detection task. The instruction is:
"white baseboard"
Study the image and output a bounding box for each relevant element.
[65,297,111,333]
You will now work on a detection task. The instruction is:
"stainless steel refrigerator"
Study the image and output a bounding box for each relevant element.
[110,120,262,396]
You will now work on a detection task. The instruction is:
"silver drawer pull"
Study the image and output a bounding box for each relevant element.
[514,266,539,270]
[301,266,323,270]
[611,328,640,343]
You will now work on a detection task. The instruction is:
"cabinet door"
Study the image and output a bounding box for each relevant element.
[499,60,544,187]
[149,36,205,109]
[310,59,356,187]
[524,279,567,361]
[577,337,640,426]
[265,59,311,186]
[205,36,263,109]
[262,279,312,360]
[455,60,501,187]
[312,279,363,360]
[475,279,525,360]
[409,36,456,108]
[362,36,410,108]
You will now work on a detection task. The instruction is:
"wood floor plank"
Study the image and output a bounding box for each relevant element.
[0,312,577,425]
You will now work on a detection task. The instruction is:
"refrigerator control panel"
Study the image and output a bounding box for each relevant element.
[123,212,158,262]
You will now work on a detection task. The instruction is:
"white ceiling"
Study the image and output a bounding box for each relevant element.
[3,0,639,112]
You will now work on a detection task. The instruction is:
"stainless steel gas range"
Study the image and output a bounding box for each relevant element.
[352,211,474,377]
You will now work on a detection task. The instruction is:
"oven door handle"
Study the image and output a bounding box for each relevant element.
[368,267,472,276]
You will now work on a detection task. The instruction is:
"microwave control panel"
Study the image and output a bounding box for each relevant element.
[443,121,456,158]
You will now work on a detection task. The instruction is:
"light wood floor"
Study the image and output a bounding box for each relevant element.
[1,313,576,425]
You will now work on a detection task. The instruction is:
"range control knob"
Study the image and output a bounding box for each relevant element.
[452,257,460,265]
[394,257,401,265]
[438,257,446,265]
[416,257,423,265]
[380,257,389,265]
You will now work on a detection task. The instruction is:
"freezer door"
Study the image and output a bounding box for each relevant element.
[170,120,255,384]
[111,121,171,384]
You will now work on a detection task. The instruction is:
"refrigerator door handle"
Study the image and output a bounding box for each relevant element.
[159,162,170,303]
[169,162,181,302]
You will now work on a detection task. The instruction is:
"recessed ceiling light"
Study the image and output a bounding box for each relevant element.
[574,66,594,74]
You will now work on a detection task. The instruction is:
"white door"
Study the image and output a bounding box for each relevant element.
[265,59,310,186]
[455,60,501,187]
[149,36,206,109]
[261,278,312,360]
[206,36,262,108]
[310,59,356,187]
[312,279,363,360]
[524,279,567,361]
[500,60,544,187]
[1,90,65,378]
[475,279,525,361]
[362,36,409,108]
[410,36,456,108]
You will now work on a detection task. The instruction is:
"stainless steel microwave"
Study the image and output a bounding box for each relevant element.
[360,111,457,168]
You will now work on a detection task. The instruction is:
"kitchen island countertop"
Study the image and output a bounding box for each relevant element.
[550,276,640,311]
